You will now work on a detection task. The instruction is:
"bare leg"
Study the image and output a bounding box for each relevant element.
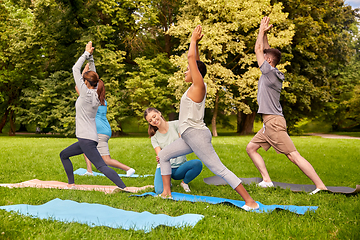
[102,155,131,171]
[246,142,272,182]
[286,151,327,190]
[235,183,258,208]
[161,175,172,197]
[84,154,93,173]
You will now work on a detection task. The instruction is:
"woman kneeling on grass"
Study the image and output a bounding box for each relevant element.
[60,41,146,193]
[157,25,259,210]
[144,107,203,194]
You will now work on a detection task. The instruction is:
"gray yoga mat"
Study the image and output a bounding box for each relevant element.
[203,176,360,194]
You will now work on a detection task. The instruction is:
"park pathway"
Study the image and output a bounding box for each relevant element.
[307,133,360,140]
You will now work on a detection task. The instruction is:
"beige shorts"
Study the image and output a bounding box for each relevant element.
[250,115,296,155]
[97,134,110,156]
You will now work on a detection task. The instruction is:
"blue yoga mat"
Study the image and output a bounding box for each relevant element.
[0,198,203,232]
[132,192,318,215]
[74,168,153,178]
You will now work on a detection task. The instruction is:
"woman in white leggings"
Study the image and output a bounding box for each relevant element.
[158,26,258,210]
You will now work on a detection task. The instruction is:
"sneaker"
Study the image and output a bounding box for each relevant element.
[241,203,259,211]
[180,182,191,192]
[309,188,322,195]
[258,180,274,188]
[112,187,132,193]
[64,185,77,190]
[82,171,94,176]
[126,168,135,177]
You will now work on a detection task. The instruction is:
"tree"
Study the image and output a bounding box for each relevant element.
[272,0,359,132]
[19,71,77,136]
[0,0,41,135]
[125,53,177,123]
[16,0,135,135]
[167,0,294,136]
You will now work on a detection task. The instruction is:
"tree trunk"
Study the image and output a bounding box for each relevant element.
[238,111,256,135]
[168,111,176,121]
[236,110,241,133]
[9,109,16,136]
[0,108,9,133]
[112,121,127,137]
[211,90,220,137]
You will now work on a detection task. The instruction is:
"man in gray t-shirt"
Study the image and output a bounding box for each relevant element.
[245,16,327,194]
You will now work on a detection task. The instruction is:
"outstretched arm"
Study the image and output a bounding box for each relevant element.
[255,17,272,67]
[187,25,206,103]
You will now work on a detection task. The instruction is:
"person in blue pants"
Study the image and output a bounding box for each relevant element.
[144,107,203,194]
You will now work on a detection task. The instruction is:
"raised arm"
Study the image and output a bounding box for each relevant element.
[195,38,202,61]
[255,17,272,67]
[74,63,90,95]
[263,33,270,50]
[88,54,96,73]
[72,41,95,94]
[187,25,206,103]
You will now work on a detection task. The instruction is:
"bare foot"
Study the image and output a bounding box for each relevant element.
[160,190,172,199]
[245,201,259,209]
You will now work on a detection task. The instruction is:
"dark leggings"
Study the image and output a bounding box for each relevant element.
[60,138,126,189]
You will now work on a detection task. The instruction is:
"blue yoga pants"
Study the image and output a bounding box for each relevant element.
[154,159,203,194]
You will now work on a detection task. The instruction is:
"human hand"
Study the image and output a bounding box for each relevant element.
[85,41,94,55]
[191,25,204,43]
[260,16,273,33]
[156,155,160,163]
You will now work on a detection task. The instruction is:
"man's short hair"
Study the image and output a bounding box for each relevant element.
[196,60,207,78]
[264,48,282,66]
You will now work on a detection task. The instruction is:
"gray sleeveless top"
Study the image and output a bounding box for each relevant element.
[178,85,208,134]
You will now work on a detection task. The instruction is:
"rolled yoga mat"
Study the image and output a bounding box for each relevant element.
[132,192,318,215]
[0,179,153,194]
[203,176,360,194]
[0,198,204,232]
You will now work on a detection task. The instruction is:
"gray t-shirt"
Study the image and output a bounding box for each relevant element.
[73,51,100,142]
[178,85,208,134]
[151,120,187,168]
[257,61,285,116]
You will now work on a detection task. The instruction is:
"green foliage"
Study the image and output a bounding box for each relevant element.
[273,0,360,131]
[0,0,42,133]
[18,71,77,136]
[126,53,177,124]
[1,0,360,135]
[167,0,294,134]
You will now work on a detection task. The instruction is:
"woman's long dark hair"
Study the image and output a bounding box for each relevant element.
[97,79,105,106]
[144,107,166,137]
[83,71,105,105]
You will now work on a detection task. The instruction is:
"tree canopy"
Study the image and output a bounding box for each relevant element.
[0,0,359,136]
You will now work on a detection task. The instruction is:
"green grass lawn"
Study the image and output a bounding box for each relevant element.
[0,135,359,239]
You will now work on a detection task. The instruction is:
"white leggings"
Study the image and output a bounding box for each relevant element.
[159,127,242,189]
